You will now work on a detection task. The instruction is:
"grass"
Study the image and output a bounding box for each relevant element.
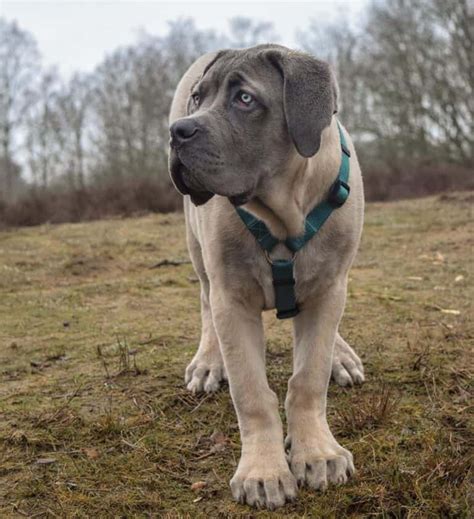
[0,192,472,518]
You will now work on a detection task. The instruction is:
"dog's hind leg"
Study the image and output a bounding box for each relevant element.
[331,332,365,387]
[184,226,227,394]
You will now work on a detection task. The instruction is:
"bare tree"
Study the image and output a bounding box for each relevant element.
[158,18,223,87]
[56,74,91,189]
[24,70,62,189]
[300,0,473,168]
[227,17,278,48]
[90,19,222,185]
[91,44,169,183]
[0,18,40,199]
[359,0,473,165]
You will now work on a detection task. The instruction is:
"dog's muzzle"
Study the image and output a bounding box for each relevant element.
[169,151,214,206]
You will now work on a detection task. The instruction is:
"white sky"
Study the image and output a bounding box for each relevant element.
[1,0,368,78]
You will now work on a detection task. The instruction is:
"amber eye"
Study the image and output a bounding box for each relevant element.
[191,93,200,106]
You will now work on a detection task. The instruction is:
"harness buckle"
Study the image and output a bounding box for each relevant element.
[328,179,350,207]
[268,258,300,320]
[276,307,300,319]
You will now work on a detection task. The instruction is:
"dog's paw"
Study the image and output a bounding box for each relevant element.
[287,437,354,490]
[230,460,297,509]
[332,339,365,387]
[185,353,227,394]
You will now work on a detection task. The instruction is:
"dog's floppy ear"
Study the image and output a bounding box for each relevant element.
[267,50,338,158]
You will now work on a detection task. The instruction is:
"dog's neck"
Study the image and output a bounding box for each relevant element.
[243,118,341,240]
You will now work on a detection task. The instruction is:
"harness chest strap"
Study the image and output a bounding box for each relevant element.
[236,121,351,319]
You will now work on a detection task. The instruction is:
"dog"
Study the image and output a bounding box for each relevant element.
[168,44,365,509]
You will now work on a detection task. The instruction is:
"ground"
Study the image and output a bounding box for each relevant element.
[0,193,472,518]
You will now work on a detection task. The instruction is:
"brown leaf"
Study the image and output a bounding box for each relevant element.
[83,447,101,459]
[191,481,207,491]
[210,430,229,453]
[9,430,28,444]
[210,430,228,446]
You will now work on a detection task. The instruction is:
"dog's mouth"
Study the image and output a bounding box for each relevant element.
[169,152,214,206]
[228,190,253,206]
[169,151,254,208]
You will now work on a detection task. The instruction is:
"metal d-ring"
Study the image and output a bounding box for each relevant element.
[264,249,296,265]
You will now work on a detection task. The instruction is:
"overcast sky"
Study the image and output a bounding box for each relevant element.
[1,0,368,78]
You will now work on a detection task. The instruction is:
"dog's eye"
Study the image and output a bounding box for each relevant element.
[235,91,254,107]
[239,92,253,104]
[191,93,200,106]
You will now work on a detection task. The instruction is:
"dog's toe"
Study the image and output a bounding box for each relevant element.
[332,359,365,386]
[305,460,328,490]
[231,469,297,509]
[332,365,354,387]
[289,441,354,491]
[332,340,365,387]
[203,369,222,392]
[327,456,348,485]
[185,362,225,394]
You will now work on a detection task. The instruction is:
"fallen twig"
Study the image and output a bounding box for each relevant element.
[149,258,191,269]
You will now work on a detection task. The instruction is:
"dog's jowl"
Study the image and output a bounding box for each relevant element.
[168,44,365,509]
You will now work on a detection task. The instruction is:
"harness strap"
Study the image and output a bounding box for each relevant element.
[234,206,280,252]
[236,121,351,319]
[271,259,299,319]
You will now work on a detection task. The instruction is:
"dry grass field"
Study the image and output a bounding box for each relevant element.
[0,193,472,518]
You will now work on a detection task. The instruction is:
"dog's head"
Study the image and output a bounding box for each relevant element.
[169,44,338,206]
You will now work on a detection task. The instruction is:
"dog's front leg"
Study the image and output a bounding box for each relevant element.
[211,287,297,509]
[286,278,355,490]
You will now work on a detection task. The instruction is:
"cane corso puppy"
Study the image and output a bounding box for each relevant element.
[168,44,365,509]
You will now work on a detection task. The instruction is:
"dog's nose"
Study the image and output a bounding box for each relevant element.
[170,118,200,145]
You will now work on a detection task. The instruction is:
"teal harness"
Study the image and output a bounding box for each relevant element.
[236,122,351,319]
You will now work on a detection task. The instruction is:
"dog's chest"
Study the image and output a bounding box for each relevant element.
[251,238,344,311]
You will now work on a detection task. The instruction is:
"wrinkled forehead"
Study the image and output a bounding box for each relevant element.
[198,50,282,94]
